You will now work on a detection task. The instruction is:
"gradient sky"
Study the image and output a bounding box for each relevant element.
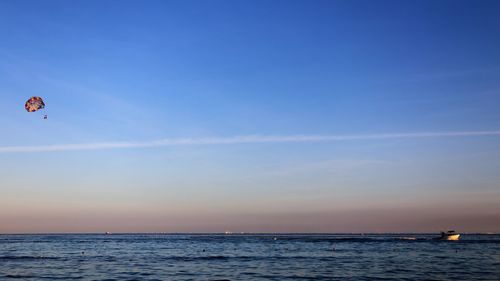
[1,0,499,233]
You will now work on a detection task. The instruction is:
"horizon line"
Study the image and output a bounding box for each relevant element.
[1,130,500,153]
[0,231,497,235]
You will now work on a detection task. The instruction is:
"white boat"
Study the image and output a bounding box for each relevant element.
[438,230,460,241]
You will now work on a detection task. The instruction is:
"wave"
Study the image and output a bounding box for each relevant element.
[0,256,60,261]
[270,236,500,243]
[157,255,334,262]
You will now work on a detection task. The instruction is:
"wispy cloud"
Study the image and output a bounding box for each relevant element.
[1,130,500,154]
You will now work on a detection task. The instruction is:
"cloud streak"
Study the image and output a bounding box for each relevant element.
[1,130,500,154]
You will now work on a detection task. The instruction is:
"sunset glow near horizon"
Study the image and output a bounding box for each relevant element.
[1,0,500,233]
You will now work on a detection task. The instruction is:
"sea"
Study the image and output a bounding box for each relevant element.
[0,233,499,280]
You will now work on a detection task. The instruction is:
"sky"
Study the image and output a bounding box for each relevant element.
[0,0,499,233]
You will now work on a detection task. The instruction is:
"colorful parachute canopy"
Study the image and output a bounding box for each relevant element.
[25,96,45,112]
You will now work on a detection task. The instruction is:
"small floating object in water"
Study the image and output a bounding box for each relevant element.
[437,230,460,241]
[105,232,112,235]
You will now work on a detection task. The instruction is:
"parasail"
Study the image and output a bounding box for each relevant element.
[25,96,47,119]
[25,96,45,112]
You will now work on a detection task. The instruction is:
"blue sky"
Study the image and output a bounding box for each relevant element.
[0,0,499,233]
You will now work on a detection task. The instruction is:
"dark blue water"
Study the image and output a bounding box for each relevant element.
[0,233,499,280]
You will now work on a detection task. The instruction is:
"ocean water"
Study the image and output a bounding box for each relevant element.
[0,233,499,280]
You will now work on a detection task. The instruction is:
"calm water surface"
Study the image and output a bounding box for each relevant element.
[0,233,499,280]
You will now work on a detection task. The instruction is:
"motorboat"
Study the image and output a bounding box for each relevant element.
[438,230,460,241]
